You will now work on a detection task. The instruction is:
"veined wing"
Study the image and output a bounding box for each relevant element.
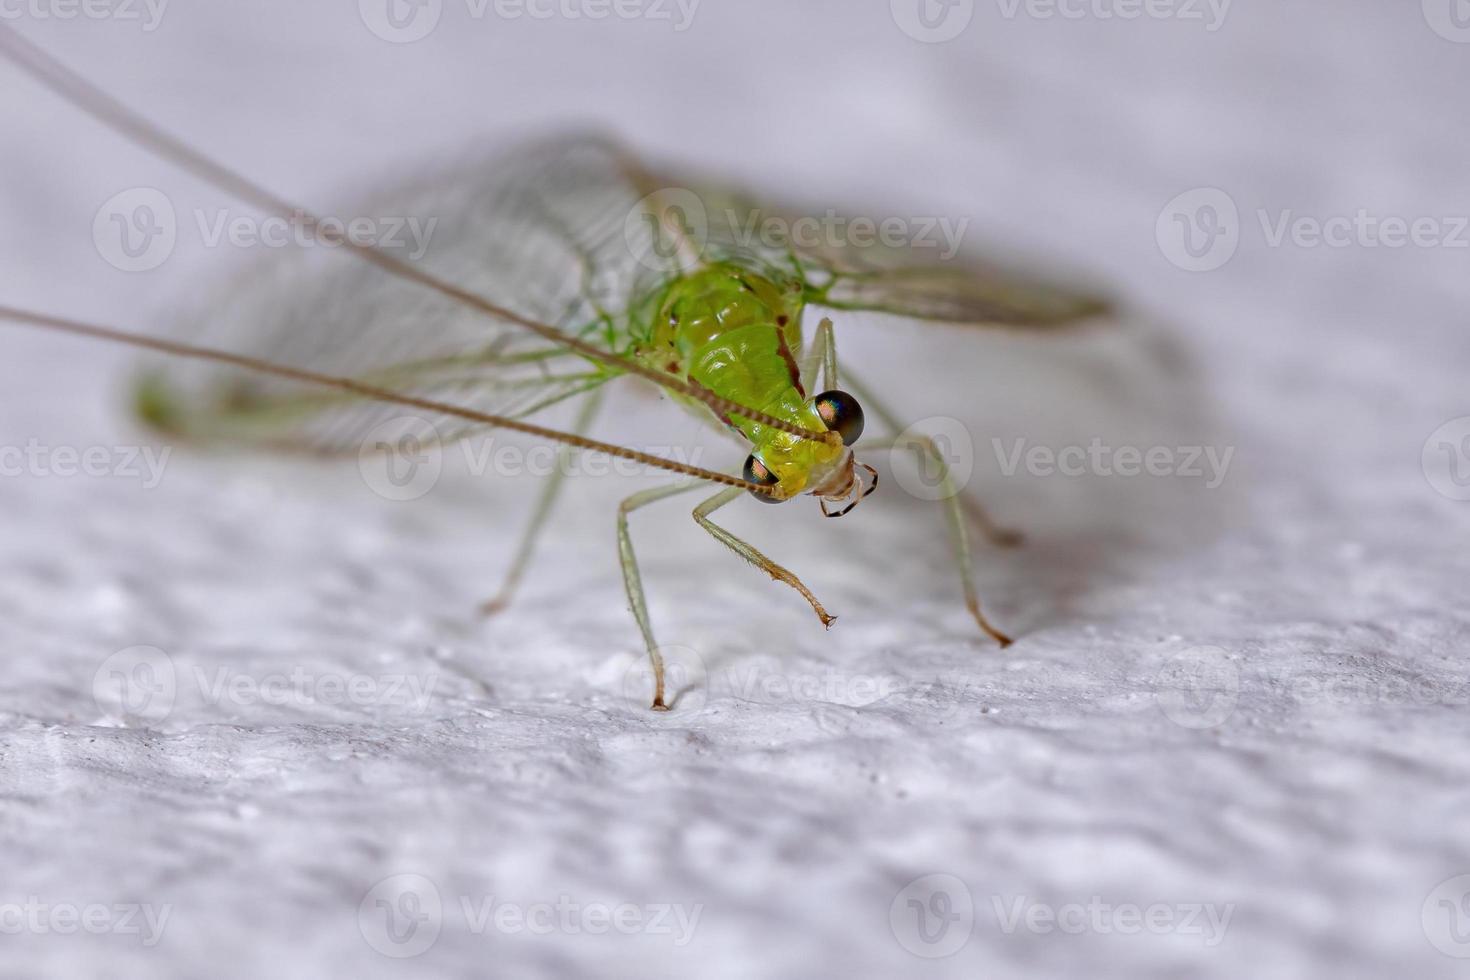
[150,135,672,454]
[663,175,1112,327]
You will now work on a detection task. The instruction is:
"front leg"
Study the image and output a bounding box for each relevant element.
[617,480,706,709]
[692,487,836,628]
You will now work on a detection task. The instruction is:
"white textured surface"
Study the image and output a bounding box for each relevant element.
[3,3,1469,978]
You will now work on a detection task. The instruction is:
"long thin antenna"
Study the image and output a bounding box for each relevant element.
[0,306,781,497]
[0,25,837,449]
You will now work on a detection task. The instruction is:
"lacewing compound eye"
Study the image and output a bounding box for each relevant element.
[813,390,864,446]
[743,453,783,502]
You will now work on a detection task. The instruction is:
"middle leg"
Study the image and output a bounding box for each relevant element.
[865,432,1014,647]
[844,366,1024,547]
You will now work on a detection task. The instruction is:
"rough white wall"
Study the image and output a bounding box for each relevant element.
[2,2,1468,977]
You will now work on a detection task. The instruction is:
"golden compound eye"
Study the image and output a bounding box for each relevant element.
[813,390,865,446]
[742,454,783,503]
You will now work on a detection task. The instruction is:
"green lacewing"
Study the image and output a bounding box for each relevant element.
[0,27,1111,708]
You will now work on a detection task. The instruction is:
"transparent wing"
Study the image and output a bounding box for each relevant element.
[150,135,669,453]
[666,177,1112,327]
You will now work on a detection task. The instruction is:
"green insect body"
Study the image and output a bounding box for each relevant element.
[634,261,842,501]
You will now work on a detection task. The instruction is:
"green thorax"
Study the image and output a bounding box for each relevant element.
[632,261,842,497]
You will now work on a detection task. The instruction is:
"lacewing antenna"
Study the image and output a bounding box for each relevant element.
[0,306,783,497]
[0,25,838,449]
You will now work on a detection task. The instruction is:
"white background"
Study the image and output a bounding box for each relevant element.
[2,1,1469,977]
